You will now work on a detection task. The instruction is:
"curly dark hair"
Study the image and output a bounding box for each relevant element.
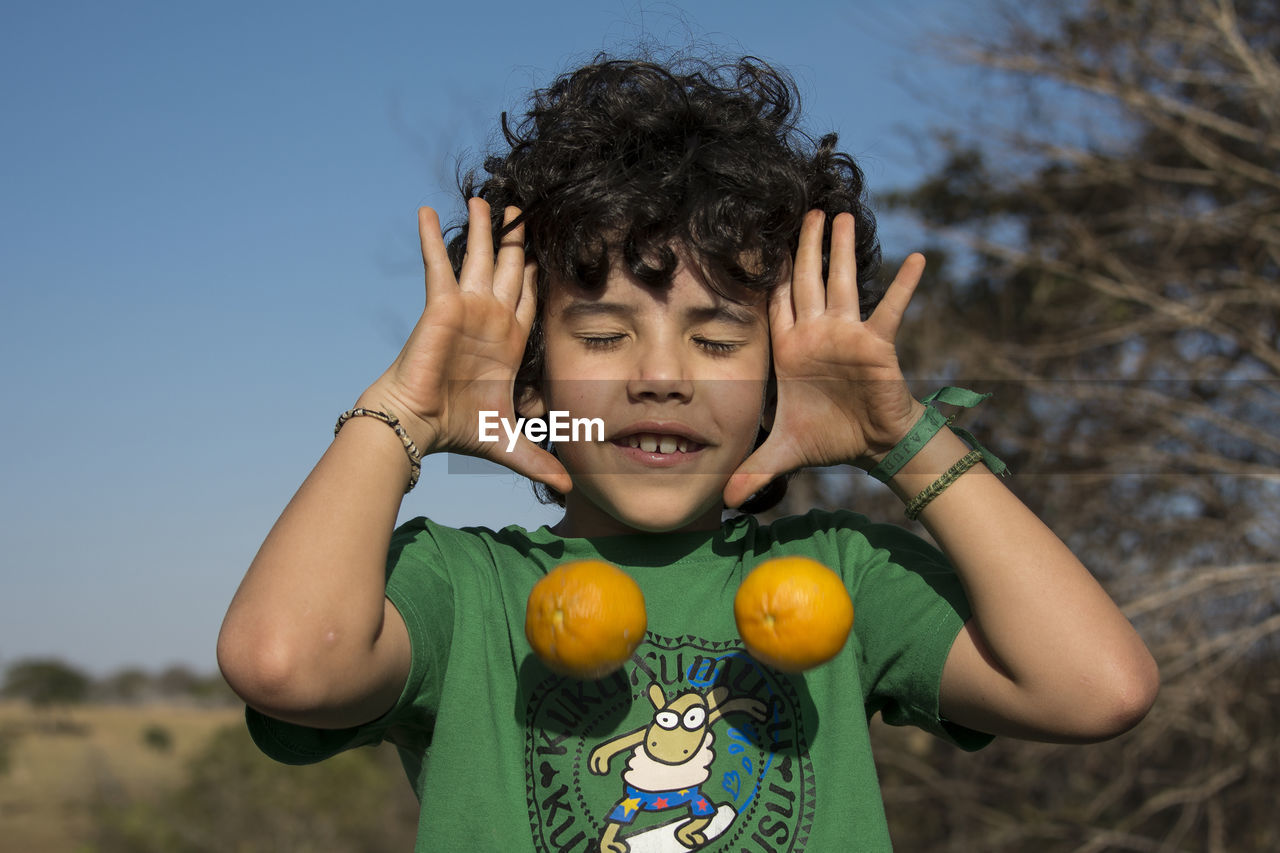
[447,52,882,515]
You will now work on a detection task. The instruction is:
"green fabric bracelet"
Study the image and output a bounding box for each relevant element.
[866,386,1009,483]
[867,405,951,483]
[950,425,1009,478]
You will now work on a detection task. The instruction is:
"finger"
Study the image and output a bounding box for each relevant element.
[767,258,796,334]
[825,212,859,312]
[418,207,458,302]
[498,438,574,496]
[458,197,494,293]
[515,259,539,332]
[722,464,777,510]
[867,253,926,340]
[493,206,526,305]
[791,210,826,317]
[721,441,793,509]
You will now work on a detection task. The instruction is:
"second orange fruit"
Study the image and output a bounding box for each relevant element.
[525,560,647,679]
[734,556,855,672]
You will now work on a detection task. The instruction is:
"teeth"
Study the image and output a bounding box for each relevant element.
[621,432,699,453]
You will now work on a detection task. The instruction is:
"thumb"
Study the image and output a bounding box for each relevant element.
[723,439,795,509]
[498,437,574,496]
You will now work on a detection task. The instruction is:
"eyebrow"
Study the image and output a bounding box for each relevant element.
[557,300,760,327]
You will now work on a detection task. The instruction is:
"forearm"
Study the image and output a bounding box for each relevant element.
[218,412,415,719]
[886,426,1158,738]
[216,202,546,726]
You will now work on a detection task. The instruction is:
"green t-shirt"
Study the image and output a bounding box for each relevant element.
[247,508,991,851]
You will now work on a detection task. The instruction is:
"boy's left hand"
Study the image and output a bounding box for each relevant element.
[724,210,927,508]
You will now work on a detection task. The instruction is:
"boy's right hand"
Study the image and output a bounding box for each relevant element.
[357,198,572,494]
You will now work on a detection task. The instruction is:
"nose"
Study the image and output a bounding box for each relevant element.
[626,340,694,403]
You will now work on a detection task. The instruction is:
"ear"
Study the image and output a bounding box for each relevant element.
[647,683,666,710]
[516,381,547,419]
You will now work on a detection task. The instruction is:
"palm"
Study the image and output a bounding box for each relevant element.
[768,306,914,465]
[395,290,525,448]
[724,211,925,508]
[364,201,570,493]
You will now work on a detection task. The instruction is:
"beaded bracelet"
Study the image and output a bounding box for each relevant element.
[334,408,422,493]
[904,449,983,520]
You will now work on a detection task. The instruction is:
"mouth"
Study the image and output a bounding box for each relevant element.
[606,425,711,468]
[612,433,706,454]
[603,421,713,468]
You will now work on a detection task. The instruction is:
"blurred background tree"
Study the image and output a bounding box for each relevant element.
[0,658,239,708]
[774,0,1280,849]
[2,658,91,708]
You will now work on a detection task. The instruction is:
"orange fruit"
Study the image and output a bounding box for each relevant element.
[734,556,854,672]
[525,560,647,679]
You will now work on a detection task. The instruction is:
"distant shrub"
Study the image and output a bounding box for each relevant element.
[94,724,418,852]
[141,724,173,753]
[0,731,12,777]
[184,673,239,707]
[96,668,152,703]
[92,666,241,706]
[155,665,200,696]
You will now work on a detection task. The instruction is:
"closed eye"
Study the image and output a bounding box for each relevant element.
[579,335,625,350]
[693,337,741,355]
[578,335,742,354]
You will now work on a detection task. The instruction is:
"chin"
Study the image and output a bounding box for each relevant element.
[574,478,727,535]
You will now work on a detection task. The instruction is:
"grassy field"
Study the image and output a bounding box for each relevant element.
[0,700,242,853]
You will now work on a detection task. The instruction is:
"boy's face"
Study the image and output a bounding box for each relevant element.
[523,254,773,537]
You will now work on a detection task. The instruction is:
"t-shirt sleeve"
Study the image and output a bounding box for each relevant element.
[838,514,993,752]
[245,518,455,765]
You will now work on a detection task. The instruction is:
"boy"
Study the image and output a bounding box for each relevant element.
[218,55,1158,851]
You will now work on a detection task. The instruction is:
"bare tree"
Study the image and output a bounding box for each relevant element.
[775,1,1280,848]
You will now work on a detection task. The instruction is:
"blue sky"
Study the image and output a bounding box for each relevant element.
[1,0,984,676]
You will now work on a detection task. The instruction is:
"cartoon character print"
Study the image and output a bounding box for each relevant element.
[589,683,768,852]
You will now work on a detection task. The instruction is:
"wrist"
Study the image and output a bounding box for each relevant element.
[858,400,936,476]
[882,427,975,504]
[861,386,1008,485]
[861,401,930,467]
[334,407,424,493]
[355,387,440,455]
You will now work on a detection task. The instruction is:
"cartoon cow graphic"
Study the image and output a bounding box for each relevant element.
[588,683,768,852]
